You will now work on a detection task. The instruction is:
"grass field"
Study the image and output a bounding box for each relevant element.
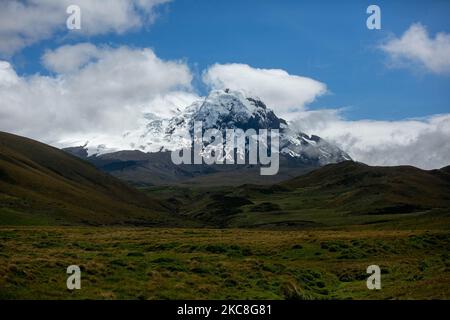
[1,134,449,300]
[1,226,449,299]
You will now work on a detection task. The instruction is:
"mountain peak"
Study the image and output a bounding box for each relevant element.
[178,89,285,132]
[63,89,351,166]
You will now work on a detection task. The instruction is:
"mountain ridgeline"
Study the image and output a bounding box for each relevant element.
[1,132,450,228]
[145,161,450,229]
[64,90,351,186]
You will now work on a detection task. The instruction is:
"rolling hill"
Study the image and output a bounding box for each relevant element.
[2,131,449,229]
[0,131,184,226]
[145,161,450,229]
[281,161,450,215]
[63,89,350,186]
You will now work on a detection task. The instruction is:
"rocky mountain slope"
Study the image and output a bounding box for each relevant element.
[64,90,351,186]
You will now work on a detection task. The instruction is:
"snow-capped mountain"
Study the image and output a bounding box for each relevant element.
[65,90,351,185]
[63,89,351,184]
[84,89,350,164]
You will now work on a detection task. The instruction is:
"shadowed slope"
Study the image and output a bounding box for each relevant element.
[146,161,450,228]
[0,131,182,226]
[281,161,450,215]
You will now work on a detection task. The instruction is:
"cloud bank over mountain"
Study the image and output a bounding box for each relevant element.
[0,3,448,171]
[1,42,450,169]
[0,44,194,142]
[203,63,327,119]
[292,110,450,170]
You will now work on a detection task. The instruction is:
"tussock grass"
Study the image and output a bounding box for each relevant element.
[0,227,448,300]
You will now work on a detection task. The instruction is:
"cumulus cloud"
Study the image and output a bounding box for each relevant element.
[380,23,450,74]
[42,43,102,74]
[0,0,170,55]
[202,62,450,169]
[203,63,327,119]
[0,44,194,143]
[292,110,450,169]
[1,38,448,169]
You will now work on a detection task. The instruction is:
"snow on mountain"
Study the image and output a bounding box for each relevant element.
[63,89,351,165]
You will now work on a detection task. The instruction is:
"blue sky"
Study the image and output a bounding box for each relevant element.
[1,0,450,168]
[11,0,450,121]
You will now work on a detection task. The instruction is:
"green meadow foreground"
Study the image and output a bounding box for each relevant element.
[0,226,449,299]
[1,133,450,299]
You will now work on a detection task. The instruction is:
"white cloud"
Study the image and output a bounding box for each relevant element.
[42,43,102,74]
[292,110,450,169]
[0,0,170,56]
[203,63,327,119]
[144,91,200,117]
[380,23,450,74]
[1,40,448,169]
[0,44,194,143]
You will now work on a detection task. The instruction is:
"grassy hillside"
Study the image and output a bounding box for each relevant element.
[1,135,449,300]
[2,131,449,230]
[0,132,184,226]
[282,161,450,215]
[145,161,450,229]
